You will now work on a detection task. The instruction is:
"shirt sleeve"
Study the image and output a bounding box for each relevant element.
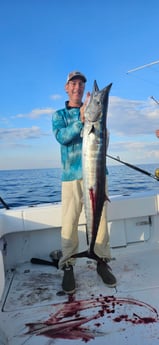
[52,110,83,145]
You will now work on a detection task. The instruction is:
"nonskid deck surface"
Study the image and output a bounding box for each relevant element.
[1,245,159,345]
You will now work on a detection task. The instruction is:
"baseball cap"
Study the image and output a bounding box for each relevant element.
[66,71,87,83]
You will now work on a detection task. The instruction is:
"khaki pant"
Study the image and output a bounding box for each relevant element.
[59,179,110,269]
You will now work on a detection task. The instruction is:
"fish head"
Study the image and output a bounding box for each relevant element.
[84,81,112,123]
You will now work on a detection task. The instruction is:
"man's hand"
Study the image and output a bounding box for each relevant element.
[156,129,159,138]
[80,92,91,123]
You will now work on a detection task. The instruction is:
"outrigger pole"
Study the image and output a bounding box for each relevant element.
[127,60,159,74]
[107,154,159,181]
[125,60,159,180]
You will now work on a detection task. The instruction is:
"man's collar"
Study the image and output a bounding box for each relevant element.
[65,101,83,109]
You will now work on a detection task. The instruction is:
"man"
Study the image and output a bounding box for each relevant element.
[52,71,116,294]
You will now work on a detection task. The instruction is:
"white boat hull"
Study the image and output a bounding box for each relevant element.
[1,191,159,344]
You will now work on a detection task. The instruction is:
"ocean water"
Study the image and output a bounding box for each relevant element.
[0,163,159,209]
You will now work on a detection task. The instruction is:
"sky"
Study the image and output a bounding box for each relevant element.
[1,0,159,170]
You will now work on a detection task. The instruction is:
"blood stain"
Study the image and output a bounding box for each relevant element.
[25,294,158,342]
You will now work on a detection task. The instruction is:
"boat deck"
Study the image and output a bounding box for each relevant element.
[1,243,159,345]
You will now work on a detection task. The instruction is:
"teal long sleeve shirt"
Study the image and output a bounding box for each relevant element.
[52,103,84,181]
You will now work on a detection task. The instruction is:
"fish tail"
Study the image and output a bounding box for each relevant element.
[71,250,102,262]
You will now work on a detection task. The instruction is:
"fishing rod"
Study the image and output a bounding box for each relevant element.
[150,96,159,105]
[0,197,10,210]
[106,154,159,181]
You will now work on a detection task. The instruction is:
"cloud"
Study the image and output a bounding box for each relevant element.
[1,95,159,166]
[109,140,159,152]
[14,107,54,119]
[50,94,62,100]
[0,126,49,142]
[107,139,159,165]
[108,96,159,136]
[8,96,159,139]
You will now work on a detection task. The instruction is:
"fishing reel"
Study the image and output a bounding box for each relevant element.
[155,168,159,180]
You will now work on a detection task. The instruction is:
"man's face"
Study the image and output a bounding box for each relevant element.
[65,78,85,106]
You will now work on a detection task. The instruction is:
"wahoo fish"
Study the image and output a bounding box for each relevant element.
[73,80,112,261]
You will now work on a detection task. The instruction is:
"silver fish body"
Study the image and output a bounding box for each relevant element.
[73,80,112,261]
